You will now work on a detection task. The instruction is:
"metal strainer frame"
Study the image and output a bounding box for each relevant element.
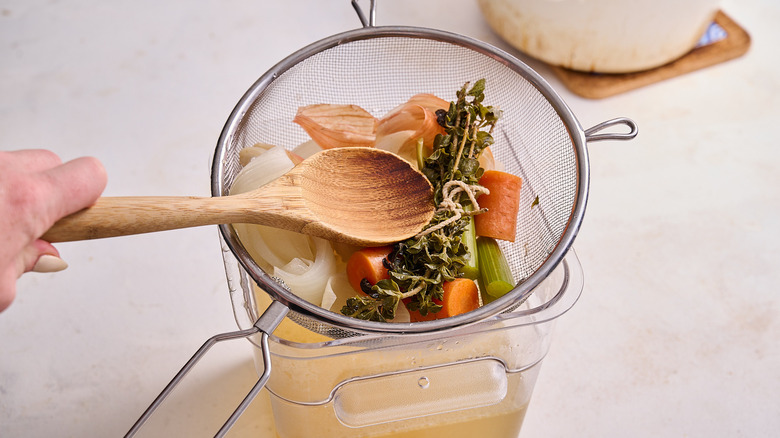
[211,34,637,335]
[126,1,637,436]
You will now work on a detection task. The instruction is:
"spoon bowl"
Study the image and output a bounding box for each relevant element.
[42,147,435,246]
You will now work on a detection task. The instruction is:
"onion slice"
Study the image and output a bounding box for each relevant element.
[293,104,377,149]
[375,94,448,159]
[274,237,336,305]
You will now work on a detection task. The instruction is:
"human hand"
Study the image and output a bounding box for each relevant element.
[0,149,107,312]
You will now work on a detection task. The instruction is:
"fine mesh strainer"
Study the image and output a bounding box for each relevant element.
[127,1,637,436]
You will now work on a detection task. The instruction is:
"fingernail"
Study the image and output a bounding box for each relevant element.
[32,255,69,273]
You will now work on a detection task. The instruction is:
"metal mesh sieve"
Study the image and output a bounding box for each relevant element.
[213,27,607,336]
[128,4,636,436]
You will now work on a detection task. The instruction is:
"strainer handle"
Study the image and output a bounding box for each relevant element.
[125,300,289,438]
[584,117,638,142]
[351,0,377,27]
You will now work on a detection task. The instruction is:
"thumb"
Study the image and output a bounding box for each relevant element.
[0,239,66,312]
[19,239,68,275]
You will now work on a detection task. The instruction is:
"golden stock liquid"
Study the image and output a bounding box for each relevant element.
[273,409,526,438]
[256,291,530,438]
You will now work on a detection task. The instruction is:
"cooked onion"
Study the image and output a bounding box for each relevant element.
[230,146,293,195]
[376,103,444,155]
[374,130,419,168]
[321,272,352,312]
[274,237,336,305]
[478,146,504,172]
[230,145,334,305]
[292,139,323,160]
[375,94,448,161]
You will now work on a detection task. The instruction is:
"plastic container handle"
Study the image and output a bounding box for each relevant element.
[584,117,638,142]
[125,300,289,438]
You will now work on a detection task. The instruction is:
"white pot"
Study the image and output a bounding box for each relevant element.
[477,0,721,73]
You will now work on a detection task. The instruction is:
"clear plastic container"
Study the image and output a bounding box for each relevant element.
[222,238,583,438]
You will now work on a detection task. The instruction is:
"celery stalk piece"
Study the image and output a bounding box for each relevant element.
[415,137,425,170]
[477,276,495,305]
[461,211,480,280]
[476,236,514,303]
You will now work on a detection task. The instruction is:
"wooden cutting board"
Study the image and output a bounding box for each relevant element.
[550,11,751,99]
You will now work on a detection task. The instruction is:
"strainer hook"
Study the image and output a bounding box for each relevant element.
[584,117,638,142]
[351,0,377,27]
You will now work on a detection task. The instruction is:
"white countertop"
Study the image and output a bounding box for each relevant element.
[1,1,778,437]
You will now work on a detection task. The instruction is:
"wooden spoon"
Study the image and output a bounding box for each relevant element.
[42,147,435,246]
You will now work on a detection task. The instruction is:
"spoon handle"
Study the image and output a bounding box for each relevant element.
[42,195,263,242]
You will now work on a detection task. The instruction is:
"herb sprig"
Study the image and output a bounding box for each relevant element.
[341,79,501,322]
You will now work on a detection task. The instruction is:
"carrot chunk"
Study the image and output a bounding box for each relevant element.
[345,246,393,294]
[474,170,523,242]
[408,278,480,322]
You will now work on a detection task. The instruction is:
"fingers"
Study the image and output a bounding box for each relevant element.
[0,150,104,312]
[0,239,66,312]
[41,156,108,220]
[1,154,107,244]
[2,149,63,173]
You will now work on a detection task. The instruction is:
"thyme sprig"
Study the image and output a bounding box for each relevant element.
[341,79,501,322]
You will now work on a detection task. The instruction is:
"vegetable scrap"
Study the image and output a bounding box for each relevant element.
[232,79,525,323]
[343,80,511,321]
[474,170,523,242]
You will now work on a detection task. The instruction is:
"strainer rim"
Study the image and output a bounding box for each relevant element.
[211,25,589,334]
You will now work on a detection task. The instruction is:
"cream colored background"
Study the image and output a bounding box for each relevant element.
[1,0,778,437]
